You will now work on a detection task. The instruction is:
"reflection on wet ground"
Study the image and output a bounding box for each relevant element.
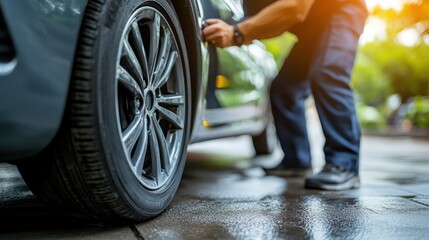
[0,164,117,237]
[138,135,429,239]
[1,135,429,239]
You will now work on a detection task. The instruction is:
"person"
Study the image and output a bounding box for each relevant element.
[202,0,367,190]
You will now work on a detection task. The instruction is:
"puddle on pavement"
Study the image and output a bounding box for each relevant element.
[180,169,288,201]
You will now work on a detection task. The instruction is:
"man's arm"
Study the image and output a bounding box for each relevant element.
[203,0,315,48]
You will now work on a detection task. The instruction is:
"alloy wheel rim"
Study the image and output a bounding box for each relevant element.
[116,6,186,190]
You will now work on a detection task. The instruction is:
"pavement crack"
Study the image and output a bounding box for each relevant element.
[129,225,145,240]
[412,199,429,208]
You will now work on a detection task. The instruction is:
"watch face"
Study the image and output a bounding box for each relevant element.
[234,26,244,46]
[237,33,244,44]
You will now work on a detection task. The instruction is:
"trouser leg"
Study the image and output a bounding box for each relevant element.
[270,33,316,169]
[270,2,366,172]
[307,3,367,173]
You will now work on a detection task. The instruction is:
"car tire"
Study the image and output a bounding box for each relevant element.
[252,116,277,155]
[18,0,191,222]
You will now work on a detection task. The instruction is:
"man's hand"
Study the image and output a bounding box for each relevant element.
[202,19,235,48]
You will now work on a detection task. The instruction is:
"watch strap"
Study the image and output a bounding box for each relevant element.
[233,24,244,47]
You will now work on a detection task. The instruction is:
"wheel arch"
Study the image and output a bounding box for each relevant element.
[171,0,205,134]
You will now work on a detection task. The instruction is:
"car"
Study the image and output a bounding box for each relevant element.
[0,0,277,222]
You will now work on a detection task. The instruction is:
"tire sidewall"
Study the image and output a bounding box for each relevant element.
[94,0,190,216]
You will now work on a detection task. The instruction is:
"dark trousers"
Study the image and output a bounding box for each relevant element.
[270,1,367,173]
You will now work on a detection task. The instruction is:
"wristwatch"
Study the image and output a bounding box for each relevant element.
[233,24,244,47]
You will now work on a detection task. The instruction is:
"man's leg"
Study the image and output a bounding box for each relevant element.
[305,2,367,190]
[269,28,318,170]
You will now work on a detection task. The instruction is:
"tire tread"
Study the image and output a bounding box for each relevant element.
[19,0,143,222]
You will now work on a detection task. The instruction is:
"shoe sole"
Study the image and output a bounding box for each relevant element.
[305,176,360,191]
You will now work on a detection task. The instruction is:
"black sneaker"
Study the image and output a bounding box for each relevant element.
[305,165,360,190]
[263,165,312,177]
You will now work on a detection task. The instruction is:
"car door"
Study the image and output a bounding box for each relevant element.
[193,0,277,142]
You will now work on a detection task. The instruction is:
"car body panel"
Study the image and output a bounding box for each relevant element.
[177,0,212,143]
[0,0,276,161]
[207,0,277,109]
[215,43,277,107]
[0,0,87,161]
[190,0,277,142]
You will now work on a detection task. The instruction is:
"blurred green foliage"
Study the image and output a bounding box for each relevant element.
[405,96,429,128]
[351,0,429,129]
[372,0,429,38]
[353,42,429,105]
[357,104,386,129]
[261,32,297,69]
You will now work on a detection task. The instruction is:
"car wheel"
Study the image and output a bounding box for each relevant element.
[252,117,277,155]
[18,0,190,222]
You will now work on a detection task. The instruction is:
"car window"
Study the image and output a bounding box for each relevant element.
[210,0,244,23]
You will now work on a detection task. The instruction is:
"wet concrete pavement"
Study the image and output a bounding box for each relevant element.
[1,130,429,239]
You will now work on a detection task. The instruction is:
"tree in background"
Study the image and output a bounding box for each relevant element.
[351,0,429,129]
[374,0,429,101]
[373,0,429,39]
